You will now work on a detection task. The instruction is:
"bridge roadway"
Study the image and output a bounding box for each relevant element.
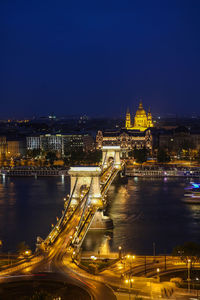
[33,202,116,300]
[71,165,120,247]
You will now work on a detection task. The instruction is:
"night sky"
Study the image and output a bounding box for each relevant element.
[1,0,200,118]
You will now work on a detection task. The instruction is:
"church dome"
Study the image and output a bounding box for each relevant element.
[135,101,146,116]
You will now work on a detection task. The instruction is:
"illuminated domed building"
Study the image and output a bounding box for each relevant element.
[125,100,153,131]
[96,101,154,154]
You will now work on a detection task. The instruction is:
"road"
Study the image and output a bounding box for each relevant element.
[28,201,116,300]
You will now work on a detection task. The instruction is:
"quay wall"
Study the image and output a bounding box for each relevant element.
[126,169,200,177]
[0,168,68,177]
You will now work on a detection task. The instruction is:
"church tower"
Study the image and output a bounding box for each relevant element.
[125,107,131,129]
[147,108,153,128]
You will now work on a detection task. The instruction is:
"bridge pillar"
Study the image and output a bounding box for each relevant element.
[68,167,102,206]
[102,146,121,169]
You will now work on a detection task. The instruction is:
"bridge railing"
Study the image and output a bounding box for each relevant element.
[73,209,97,248]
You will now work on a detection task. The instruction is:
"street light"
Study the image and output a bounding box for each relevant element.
[126,254,135,272]
[196,278,199,298]
[187,259,191,292]
[124,277,134,300]
[118,246,122,259]
[157,268,160,282]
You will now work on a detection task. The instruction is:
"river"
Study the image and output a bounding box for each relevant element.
[0,176,199,254]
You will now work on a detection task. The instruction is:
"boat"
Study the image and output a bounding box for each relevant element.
[183,182,200,204]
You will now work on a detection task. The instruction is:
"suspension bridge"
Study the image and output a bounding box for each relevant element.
[37,146,123,252]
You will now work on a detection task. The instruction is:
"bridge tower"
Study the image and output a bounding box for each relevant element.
[68,166,102,207]
[102,146,121,169]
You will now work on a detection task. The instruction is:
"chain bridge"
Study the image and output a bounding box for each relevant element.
[37,146,123,252]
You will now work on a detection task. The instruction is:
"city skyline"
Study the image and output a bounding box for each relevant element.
[1,1,200,118]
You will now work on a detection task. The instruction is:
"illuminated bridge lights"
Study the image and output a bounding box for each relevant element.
[69,166,102,172]
[42,147,122,252]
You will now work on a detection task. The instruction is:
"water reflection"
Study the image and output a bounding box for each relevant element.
[83,231,113,254]
[186,204,200,225]
[83,177,200,255]
[0,176,199,255]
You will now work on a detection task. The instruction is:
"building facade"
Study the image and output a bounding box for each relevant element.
[26,133,94,156]
[96,129,153,153]
[40,135,63,153]
[0,137,26,159]
[26,136,41,150]
[6,140,26,158]
[159,127,200,152]
[96,101,154,153]
[0,137,7,159]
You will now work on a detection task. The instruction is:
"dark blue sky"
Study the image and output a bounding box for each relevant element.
[1,0,200,118]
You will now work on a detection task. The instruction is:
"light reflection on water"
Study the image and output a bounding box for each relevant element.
[0,176,200,254]
[83,177,200,255]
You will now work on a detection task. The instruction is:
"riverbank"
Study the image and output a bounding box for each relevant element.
[0,166,69,177]
[125,165,200,177]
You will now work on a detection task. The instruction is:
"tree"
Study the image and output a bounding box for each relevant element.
[133,147,148,164]
[157,148,170,163]
[45,152,57,166]
[84,150,102,164]
[172,242,200,265]
[27,149,40,158]
[180,140,195,151]
[128,150,135,158]
[70,149,86,164]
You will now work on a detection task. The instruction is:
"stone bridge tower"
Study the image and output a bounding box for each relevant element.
[68,166,102,207]
[102,146,121,169]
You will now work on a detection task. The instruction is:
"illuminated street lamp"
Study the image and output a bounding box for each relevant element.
[24,249,32,257]
[118,246,122,259]
[72,251,76,262]
[187,259,191,292]
[196,278,199,298]
[156,268,160,282]
[126,254,135,272]
[124,277,134,300]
